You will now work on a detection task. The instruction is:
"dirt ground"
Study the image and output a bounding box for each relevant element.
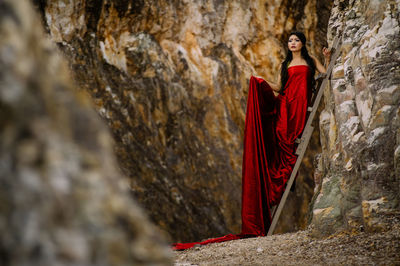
[174,223,400,265]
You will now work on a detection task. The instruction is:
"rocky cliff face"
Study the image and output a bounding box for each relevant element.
[37,0,332,241]
[311,0,400,236]
[0,0,172,264]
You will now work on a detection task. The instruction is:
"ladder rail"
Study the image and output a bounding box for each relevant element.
[267,35,342,236]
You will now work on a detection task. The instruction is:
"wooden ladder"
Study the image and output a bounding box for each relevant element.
[267,35,342,236]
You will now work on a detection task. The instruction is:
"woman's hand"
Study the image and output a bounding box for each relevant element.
[322,47,331,58]
[322,47,331,66]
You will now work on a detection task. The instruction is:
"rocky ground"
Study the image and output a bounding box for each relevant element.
[174,221,400,265]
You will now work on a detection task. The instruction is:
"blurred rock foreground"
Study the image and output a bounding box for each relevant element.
[0,0,172,265]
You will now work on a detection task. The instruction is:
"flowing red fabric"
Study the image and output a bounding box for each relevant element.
[173,65,310,250]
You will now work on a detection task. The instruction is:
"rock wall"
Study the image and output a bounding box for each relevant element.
[0,0,172,264]
[38,0,332,241]
[311,0,400,236]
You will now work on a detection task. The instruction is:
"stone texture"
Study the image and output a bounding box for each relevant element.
[311,0,400,236]
[37,0,332,241]
[0,0,172,265]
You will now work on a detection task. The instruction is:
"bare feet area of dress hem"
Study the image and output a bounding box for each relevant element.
[174,220,400,265]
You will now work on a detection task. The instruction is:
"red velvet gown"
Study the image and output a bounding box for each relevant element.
[173,65,311,250]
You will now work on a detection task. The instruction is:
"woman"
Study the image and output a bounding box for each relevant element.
[173,32,331,250]
[241,31,331,236]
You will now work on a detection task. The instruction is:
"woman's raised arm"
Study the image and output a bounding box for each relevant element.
[311,47,331,74]
[266,74,281,93]
[254,68,281,93]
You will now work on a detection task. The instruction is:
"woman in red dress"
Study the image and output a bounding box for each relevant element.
[173,32,330,250]
[241,31,331,236]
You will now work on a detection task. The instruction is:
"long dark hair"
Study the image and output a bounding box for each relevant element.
[280,32,315,95]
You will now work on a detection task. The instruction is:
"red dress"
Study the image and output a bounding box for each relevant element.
[173,65,311,249]
[241,65,310,235]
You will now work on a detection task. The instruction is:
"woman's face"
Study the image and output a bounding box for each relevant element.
[288,35,303,52]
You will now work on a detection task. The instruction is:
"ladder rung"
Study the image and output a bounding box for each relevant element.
[295,138,301,144]
[307,107,313,112]
[295,143,303,155]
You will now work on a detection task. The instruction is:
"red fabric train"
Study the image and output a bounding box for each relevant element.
[173,65,310,250]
